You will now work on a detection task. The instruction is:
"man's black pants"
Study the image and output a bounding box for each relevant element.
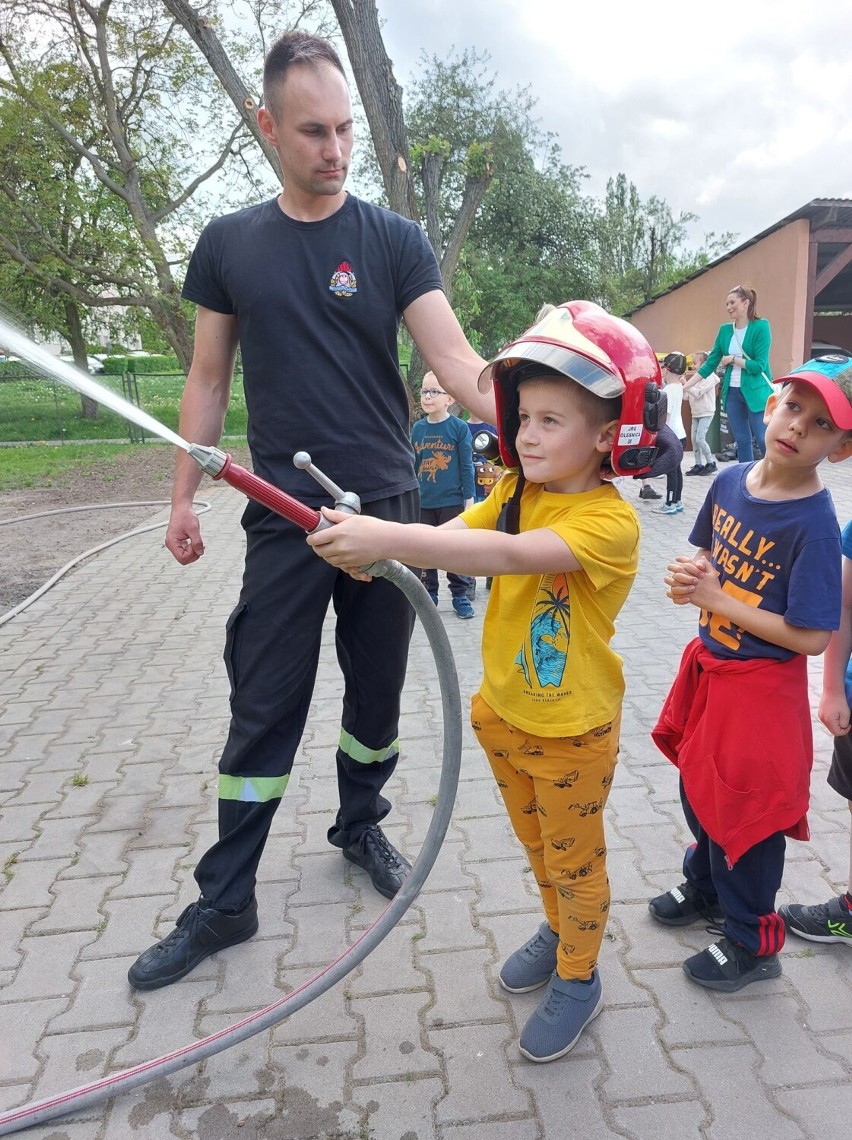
[195,490,418,911]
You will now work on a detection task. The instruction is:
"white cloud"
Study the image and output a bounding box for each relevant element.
[378,0,852,247]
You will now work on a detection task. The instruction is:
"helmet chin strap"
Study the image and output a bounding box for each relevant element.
[497,472,526,535]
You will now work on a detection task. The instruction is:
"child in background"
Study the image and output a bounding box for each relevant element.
[412,372,476,618]
[309,301,659,1062]
[779,509,852,946]
[683,350,718,476]
[657,352,687,515]
[466,417,500,503]
[649,357,852,992]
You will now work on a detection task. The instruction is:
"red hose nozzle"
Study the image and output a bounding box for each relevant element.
[187,444,323,532]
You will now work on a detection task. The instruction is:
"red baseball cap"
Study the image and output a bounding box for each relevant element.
[779,355,852,430]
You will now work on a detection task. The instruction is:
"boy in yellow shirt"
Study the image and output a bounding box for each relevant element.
[309,301,662,1062]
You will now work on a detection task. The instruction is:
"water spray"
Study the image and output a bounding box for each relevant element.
[0,320,464,1135]
[0,317,350,535]
[0,318,189,451]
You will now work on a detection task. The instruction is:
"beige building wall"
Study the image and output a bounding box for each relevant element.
[629,219,811,378]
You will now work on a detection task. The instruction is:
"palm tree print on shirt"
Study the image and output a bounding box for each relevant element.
[515,574,570,687]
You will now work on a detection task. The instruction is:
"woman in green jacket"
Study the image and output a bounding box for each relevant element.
[693,285,773,462]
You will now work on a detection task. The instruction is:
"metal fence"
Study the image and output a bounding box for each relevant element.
[0,370,246,444]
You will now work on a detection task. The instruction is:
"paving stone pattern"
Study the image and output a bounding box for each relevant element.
[2,465,852,1139]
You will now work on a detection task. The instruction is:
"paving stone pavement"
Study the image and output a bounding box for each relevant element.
[2,461,852,1140]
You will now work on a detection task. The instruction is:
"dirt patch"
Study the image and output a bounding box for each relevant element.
[0,444,252,616]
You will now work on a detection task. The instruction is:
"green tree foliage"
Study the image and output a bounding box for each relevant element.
[594,174,736,314]
[400,50,592,355]
[0,0,269,371]
[399,52,735,354]
[460,127,598,356]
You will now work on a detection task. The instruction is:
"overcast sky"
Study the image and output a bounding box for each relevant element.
[377,0,852,251]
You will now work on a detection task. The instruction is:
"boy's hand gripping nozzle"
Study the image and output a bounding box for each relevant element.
[187,444,361,533]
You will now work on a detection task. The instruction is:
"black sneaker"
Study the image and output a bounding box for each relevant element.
[778,896,852,944]
[699,462,717,475]
[683,935,781,992]
[127,896,258,991]
[343,824,412,900]
[684,464,705,476]
[648,881,723,926]
[639,485,662,500]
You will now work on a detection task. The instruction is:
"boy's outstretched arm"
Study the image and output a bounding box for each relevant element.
[306,507,584,577]
[819,554,852,736]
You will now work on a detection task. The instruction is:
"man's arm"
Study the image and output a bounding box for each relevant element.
[307,509,583,578]
[165,306,239,565]
[402,290,496,425]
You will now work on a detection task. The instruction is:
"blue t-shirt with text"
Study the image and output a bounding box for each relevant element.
[689,463,841,661]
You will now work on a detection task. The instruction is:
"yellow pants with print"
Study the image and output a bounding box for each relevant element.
[471,692,619,981]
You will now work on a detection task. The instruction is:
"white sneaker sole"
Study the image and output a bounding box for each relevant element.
[518,992,603,1063]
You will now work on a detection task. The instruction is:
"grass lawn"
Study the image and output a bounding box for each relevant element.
[0,442,165,491]
[0,372,248,443]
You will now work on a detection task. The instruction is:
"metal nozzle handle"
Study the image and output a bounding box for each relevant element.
[292,451,361,515]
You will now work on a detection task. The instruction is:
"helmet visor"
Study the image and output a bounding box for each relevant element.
[478,306,625,398]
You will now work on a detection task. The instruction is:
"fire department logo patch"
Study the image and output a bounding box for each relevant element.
[329,261,357,297]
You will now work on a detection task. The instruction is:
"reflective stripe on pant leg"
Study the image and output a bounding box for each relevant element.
[328,490,417,846]
[219,774,289,802]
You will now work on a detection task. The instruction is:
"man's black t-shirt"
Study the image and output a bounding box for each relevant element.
[182,194,443,505]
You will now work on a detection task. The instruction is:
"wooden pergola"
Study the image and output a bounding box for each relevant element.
[806,200,852,356]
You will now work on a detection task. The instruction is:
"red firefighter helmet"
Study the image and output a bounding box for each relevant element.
[477,300,665,476]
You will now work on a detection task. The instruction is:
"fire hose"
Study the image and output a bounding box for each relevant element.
[0,448,463,1136]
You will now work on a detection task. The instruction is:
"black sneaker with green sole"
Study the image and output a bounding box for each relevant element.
[778,896,852,944]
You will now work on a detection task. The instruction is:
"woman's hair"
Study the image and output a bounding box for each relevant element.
[727,285,760,321]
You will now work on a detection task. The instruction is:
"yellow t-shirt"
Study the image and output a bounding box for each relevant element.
[461,474,640,737]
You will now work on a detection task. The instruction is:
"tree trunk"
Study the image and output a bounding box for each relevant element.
[161,0,282,181]
[440,172,492,299]
[420,151,444,254]
[148,294,194,374]
[64,298,98,420]
[329,0,419,221]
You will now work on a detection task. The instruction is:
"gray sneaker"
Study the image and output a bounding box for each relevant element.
[499,921,559,993]
[519,970,603,1062]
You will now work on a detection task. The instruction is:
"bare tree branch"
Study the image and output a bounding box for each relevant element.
[153,118,246,222]
[160,0,282,180]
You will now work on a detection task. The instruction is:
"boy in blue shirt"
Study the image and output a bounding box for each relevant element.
[779,513,852,945]
[412,372,476,617]
[649,357,852,991]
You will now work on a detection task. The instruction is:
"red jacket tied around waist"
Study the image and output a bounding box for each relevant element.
[652,638,812,867]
